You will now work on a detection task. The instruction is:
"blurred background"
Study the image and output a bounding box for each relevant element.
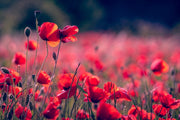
[0,0,180,36]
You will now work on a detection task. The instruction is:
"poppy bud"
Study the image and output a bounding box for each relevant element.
[24,27,31,37]
[34,10,40,18]
[1,67,9,74]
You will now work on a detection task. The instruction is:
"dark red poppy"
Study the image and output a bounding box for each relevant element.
[121,115,137,120]
[0,71,5,89]
[128,105,155,120]
[12,52,26,65]
[79,72,92,82]
[37,71,51,85]
[58,73,77,90]
[104,82,117,93]
[60,25,79,43]
[87,86,108,103]
[109,87,131,101]
[43,97,60,120]
[96,101,122,120]
[128,105,141,117]
[15,103,32,120]
[76,109,89,120]
[57,86,77,100]
[38,22,60,47]
[5,68,21,85]
[159,93,180,109]
[151,59,169,76]
[153,104,170,117]
[25,40,38,51]
[85,75,100,86]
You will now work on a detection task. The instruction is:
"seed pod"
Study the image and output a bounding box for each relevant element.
[24,27,31,37]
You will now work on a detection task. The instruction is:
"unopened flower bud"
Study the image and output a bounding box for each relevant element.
[34,10,40,18]
[24,27,31,37]
[1,67,9,74]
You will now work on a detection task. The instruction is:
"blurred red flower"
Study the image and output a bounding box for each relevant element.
[85,75,100,86]
[121,114,137,120]
[109,87,131,101]
[128,105,155,120]
[153,104,170,117]
[151,59,169,76]
[104,82,117,93]
[12,52,26,65]
[87,86,108,103]
[43,97,60,120]
[57,86,77,100]
[76,109,89,120]
[96,101,122,120]
[25,40,38,51]
[5,68,21,85]
[15,103,32,120]
[37,71,51,85]
[58,73,77,90]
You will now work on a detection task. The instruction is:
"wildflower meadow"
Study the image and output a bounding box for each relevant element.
[0,11,180,120]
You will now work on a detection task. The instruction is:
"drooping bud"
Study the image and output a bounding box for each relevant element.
[24,27,31,38]
[1,67,9,74]
[34,10,40,18]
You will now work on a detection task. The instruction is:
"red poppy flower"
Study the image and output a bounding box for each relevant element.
[87,86,108,103]
[109,87,131,101]
[5,68,21,85]
[128,105,155,120]
[153,104,170,117]
[159,93,180,109]
[79,72,92,82]
[151,59,169,76]
[15,103,32,120]
[38,22,60,47]
[128,105,141,117]
[34,90,43,102]
[43,97,60,120]
[25,40,38,51]
[76,109,89,120]
[121,115,136,120]
[37,71,51,85]
[104,82,117,93]
[85,75,100,86]
[57,86,77,100]
[10,86,22,98]
[96,101,122,120]
[0,72,5,89]
[60,25,79,43]
[12,52,26,65]
[58,73,77,90]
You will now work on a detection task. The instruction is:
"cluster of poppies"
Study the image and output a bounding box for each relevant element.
[0,20,180,120]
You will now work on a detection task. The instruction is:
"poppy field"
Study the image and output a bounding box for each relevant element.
[0,11,180,120]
